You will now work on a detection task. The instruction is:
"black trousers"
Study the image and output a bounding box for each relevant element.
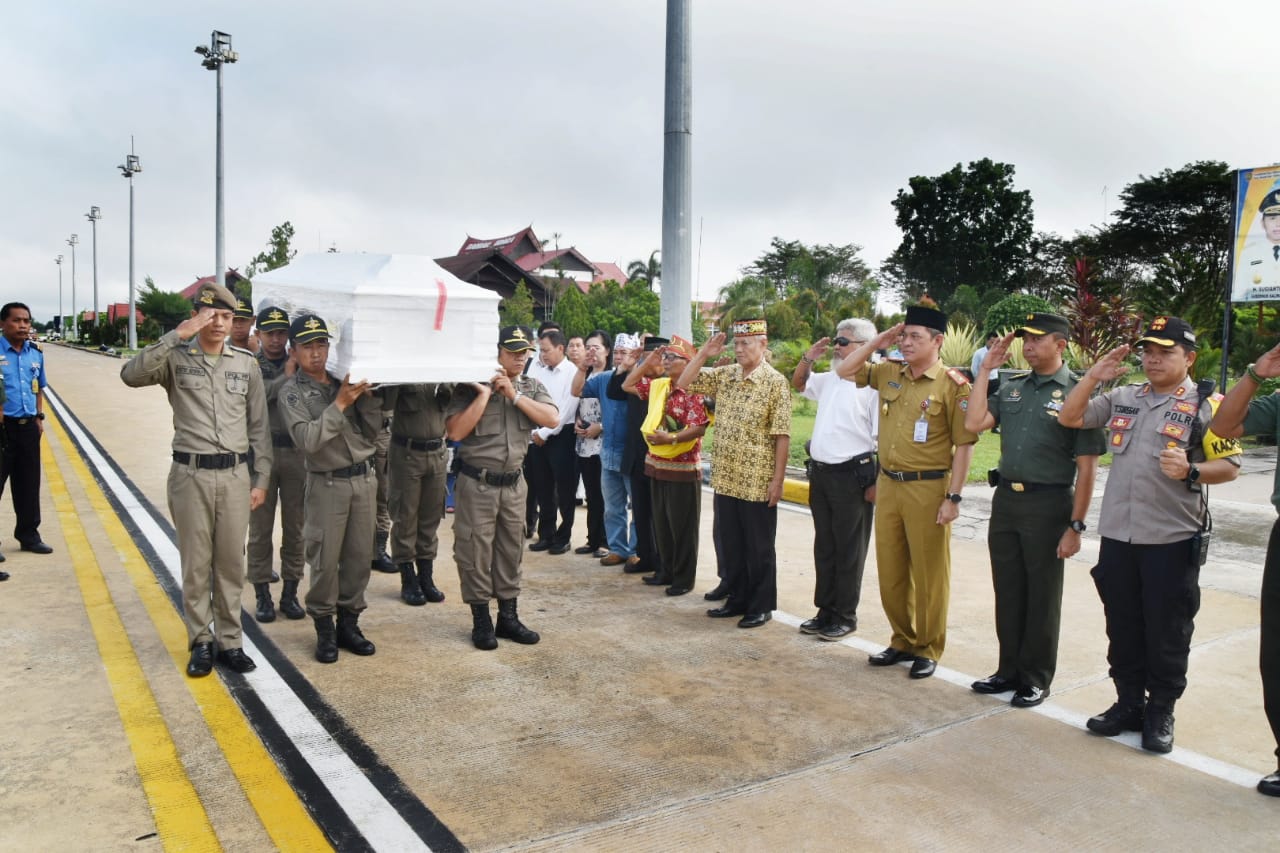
[578,454,605,549]
[1263,519,1280,766]
[715,493,778,614]
[651,477,701,588]
[528,431,578,547]
[628,466,661,575]
[809,465,874,628]
[1091,536,1200,705]
[0,417,43,546]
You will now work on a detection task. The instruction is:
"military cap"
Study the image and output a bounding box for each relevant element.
[1259,189,1280,216]
[1135,315,1197,350]
[256,306,290,330]
[1014,312,1071,338]
[289,314,331,344]
[233,297,254,319]
[904,304,947,332]
[498,325,536,352]
[192,282,237,312]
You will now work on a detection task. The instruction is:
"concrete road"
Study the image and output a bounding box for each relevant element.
[1,344,1276,851]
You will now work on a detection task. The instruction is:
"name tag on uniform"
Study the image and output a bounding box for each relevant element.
[914,416,928,442]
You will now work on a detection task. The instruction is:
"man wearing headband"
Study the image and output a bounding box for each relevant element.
[836,303,978,679]
[121,282,271,677]
[1061,315,1241,753]
[677,318,791,628]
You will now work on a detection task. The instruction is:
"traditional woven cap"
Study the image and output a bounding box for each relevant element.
[256,306,290,330]
[614,332,641,350]
[498,325,536,352]
[1135,315,1196,350]
[192,282,237,312]
[1014,312,1070,338]
[731,318,767,336]
[289,314,331,344]
[666,335,696,359]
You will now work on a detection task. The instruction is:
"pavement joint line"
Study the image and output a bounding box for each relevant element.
[45,387,438,853]
[43,412,222,850]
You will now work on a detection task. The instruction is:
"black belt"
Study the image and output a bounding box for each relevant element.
[392,434,444,452]
[271,432,295,448]
[999,480,1071,493]
[318,458,372,478]
[457,459,521,487]
[807,452,875,473]
[4,415,39,425]
[882,468,947,482]
[172,451,248,470]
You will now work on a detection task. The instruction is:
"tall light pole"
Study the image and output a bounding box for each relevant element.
[86,205,102,334]
[66,234,79,342]
[54,255,63,335]
[195,30,238,289]
[119,143,142,349]
[660,0,693,339]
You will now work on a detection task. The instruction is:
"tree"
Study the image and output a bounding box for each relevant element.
[244,221,298,285]
[584,279,660,337]
[715,276,775,331]
[1061,257,1144,365]
[886,158,1035,305]
[499,280,536,327]
[553,284,593,338]
[137,275,194,332]
[983,293,1055,336]
[626,250,661,291]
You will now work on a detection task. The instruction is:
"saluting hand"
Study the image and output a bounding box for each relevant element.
[174,310,215,341]
[982,332,1017,372]
[873,323,905,352]
[639,346,665,375]
[1086,344,1132,383]
[700,332,727,361]
[1253,340,1280,380]
[806,337,830,362]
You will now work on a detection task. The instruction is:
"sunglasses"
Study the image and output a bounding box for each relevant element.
[833,337,868,347]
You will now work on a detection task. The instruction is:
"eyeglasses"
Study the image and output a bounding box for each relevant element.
[661,352,688,361]
[833,337,868,347]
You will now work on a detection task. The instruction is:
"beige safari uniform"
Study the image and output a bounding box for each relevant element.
[247,352,306,584]
[383,384,453,564]
[858,360,977,661]
[446,377,554,604]
[121,330,271,650]
[280,371,383,618]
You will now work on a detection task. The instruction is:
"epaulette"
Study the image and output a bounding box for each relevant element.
[1006,370,1030,381]
[945,367,970,386]
[228,344,256,357]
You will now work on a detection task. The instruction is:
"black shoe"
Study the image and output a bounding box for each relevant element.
[909,657,937,679]
[971,674,1019,695]
[314,615,339,663]
[1086,701,1146,737]
[529,540,553,552]
[665,586,690,596]
[495,598,540,644]
[1258,772,1280,797]
[416,559,445,603]
[623,558,648,574]
[371,532,395,573]
[869,646,913,667]
[549,543,571,555]
[0,550,6,563]
[471,603,498,651]
[20,541,53,555]
[799,611,828,634]
[278,579,305,620]
[253,582,276,623]
[399,562,427,606]
[524,523,535,539]
[592,548,609,558]
[270,570,280,582]
[706,605,745,618]
[703,583,729,601]
[1011,685,1048,708]
[186,642,214,678]
[738,612,772,629]
[336,610,376,656]
[574,545,597,555]
[818,622,854,641]
[216,647,257,673]
[642,574,671,586]
[1142,705,1175,753]
[0,570,8,581]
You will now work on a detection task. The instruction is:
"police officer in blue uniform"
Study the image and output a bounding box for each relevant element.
[0,302,54,561]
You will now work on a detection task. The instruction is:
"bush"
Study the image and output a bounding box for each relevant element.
[984,293,1056,336]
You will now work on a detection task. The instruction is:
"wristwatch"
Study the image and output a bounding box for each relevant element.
[1069,519,1087,533]
[36,412,46,421]
[1185,464,1201,486]
[945,492,962,504]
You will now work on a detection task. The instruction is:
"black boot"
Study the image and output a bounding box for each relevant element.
[470,602,498,650]
[371,530,395,573]
[495,597,540,645]
[1142,702,1175,753]
[279,579,305,620]
[416,558,445,603]
[314,615,338,663]
[336,608,376,655]
[253,582,276,623]
[399,562,426,606]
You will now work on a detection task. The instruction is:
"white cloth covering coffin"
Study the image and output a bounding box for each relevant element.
[253,253,502,384]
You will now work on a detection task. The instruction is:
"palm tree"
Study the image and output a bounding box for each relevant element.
[627,250,661,291]
[715,276,775,330]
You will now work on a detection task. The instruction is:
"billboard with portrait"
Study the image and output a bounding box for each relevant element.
[1231,164,1280,302]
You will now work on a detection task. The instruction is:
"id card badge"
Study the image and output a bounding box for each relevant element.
[914,414,928,443]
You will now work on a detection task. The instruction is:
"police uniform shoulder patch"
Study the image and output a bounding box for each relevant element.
[945,367,970,386]
[284,389,301,407]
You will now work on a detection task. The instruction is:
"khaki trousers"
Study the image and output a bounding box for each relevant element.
[452,473,525,604]
[874,476,951,661]
[303,469,375,618]
[388,442,448,563]
[246,445,306,583]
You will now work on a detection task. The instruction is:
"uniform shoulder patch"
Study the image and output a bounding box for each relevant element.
[284,389,301,407]
[228,344,256,357]
[945,367,970,386]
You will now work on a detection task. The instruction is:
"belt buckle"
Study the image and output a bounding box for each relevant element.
[1010,482,1025,492]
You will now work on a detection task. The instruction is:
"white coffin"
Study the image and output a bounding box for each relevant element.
[252,253,502,384]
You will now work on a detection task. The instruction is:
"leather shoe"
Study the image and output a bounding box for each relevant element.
[0,570,8,581]
[1011,685,1048,708]
[665,586,690,596]
[623,557,648,574]
[528,540,553,552]
[971,674,1019,695]
[642,574,671,586]
[706,605,745,618]
[592,548,609,558]
[600,553,626,566]
[548,543,571,555]
[868,646,913,667]
[0,550,7,563]
[703,583,729,601]
[186,642,214,678]
[20,541,53,555]
[738,612,772,629]
[909,657,937,679]
[1142,705,1175,753]
[216,647,257,674]
[818,622,854,641]
[799,612,828,634]
[574,544,596,554]
[1258,772,1280,797]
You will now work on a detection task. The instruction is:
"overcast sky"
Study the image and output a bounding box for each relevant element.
[3,0,1278,324]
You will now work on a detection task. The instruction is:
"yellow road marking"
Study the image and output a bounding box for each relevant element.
[46,411,331,851]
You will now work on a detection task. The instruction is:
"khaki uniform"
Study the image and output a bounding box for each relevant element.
[446,376,553,604]
[383,384,452,563]
[246,352,306,584]
[858,360,977,661]
[279,372,383,618]
[121,330,271,650]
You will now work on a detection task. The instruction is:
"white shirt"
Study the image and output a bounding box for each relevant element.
[971,346,997,380]
[803,369,878,463]
[529,357,579,440]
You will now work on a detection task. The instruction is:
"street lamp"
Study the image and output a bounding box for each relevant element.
[54,255,64,335]
[86,205,102,333]
[195,30,238,289]
[119,143,142,349]
[66,234,79,342]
